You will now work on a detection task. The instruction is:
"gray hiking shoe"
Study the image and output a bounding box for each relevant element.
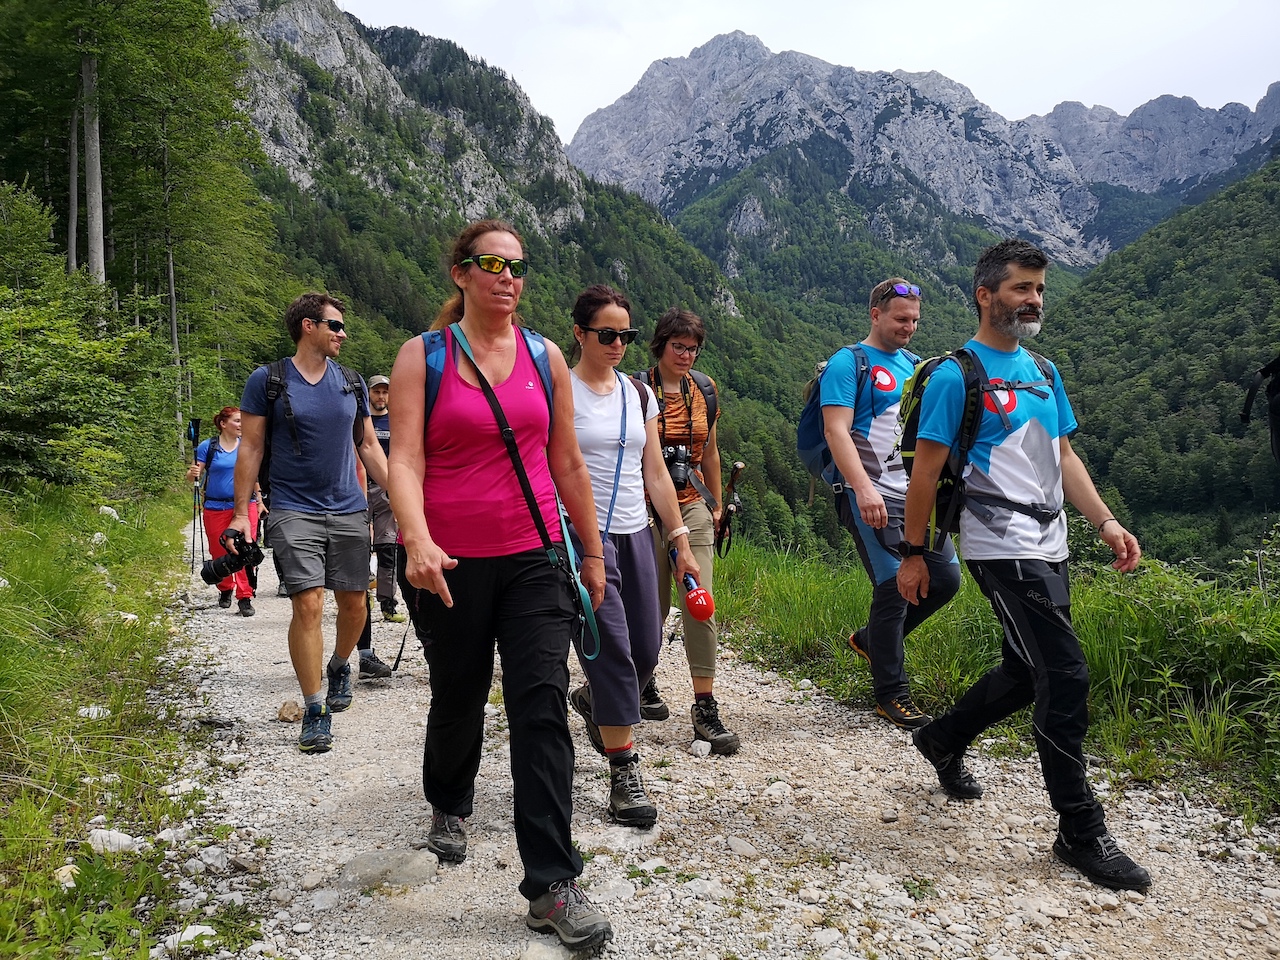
[640,675,670,721]
[608,754,658,828]
[325,660,353,713]
[691,695,740,755]
[526,879,613,952]
[425,807,467,863]
[358,651,392,679]
[569,683,606,757]
[298,703,332,754]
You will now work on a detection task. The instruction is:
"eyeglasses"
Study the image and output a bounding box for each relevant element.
[460,254,528,278]
[876,282,922,305]
[667,342,701,357]
[581,327,639,345]
[309,317,345,333]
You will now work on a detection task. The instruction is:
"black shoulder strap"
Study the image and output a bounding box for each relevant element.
[266,360,301,456]
[337,363,367,446]
[1240,353,1280,424]
[690,369,717,425]
[629,374,651,420]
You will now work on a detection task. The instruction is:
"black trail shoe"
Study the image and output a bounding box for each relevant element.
[569,683,606,757]
[608,755,658,829]
[358,651,392,679]
[237,598,255,617]
[325,660,353,713]
[1053,831,1151,891]
[426,808,467,863]
[912,725,983,799]
[218,590,233,608]
[692,695,740,755]
[875,695,932,730]
[640,675,670,721]
[526,879,613,952]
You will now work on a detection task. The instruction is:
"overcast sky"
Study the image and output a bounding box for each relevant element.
[335,0,1279,145]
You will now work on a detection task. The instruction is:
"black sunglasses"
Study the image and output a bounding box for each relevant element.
[460,254,529,278]
[310,317,345,333]
[581,327,639,345]
[876,282,922,305]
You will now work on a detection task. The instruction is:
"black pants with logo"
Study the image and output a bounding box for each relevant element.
[926,557,1106,841]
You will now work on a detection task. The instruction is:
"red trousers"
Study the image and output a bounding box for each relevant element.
[203,503,259,599]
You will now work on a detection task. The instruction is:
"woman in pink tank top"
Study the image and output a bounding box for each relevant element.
[385,220,613,952]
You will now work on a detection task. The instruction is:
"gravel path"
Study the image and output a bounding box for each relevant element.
[173,544,1280,960]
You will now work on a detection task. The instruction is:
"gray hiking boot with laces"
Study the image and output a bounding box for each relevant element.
[425,807,467,863]
[526,879,613,952]
[691,694,740,755]
[640,675,670,721]
[608,755,658,829]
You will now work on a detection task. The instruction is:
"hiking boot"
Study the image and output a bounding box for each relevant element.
[640,675,670,721]
[277,582,289,597]
[691,695,740,756]
[358,651,392,679]
[526,879,613,952]
[847,628,871,666]
[381,600,407,623]
[298,703,332,754]
[1053,831,1151,891]
[426,808,468,863]
[218,590,233,608]
[912,725,983,800]
[237,598,255,617]
[608,755,658,828]
[325,660,353,713]
[568,684,606,757]
[875,695,932,730]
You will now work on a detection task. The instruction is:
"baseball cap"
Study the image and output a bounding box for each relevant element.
[368,375,390,388]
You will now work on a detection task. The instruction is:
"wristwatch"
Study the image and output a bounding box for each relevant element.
[897,540,926,558]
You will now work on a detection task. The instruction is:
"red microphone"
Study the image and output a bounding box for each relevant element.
[670,547,714,621]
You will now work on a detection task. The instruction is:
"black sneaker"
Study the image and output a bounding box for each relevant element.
[358,651,392,679]
[218,590,233,608]
[277,583,289,598]
[325,661,353,713]
[381,600,406,623]
[237,598,255,617]
[426,807,468,863]
[912,725,983,799]
[847,628,871,666]
[608,755,658,829]
[640,676,670,721]
[568,683,606,757]
[526,879,613,952]
[691,695,740,755]
[298,703,332,754]
[1053,831,1151,891]
[875,695,932,730]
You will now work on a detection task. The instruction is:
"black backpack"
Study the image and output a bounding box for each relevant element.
[258,359,368,503]
[896,347,1060,550]
[1240,353,1280,466]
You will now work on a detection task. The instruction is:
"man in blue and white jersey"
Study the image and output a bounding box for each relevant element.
[822,277,960,729]
[897,239,1150,893]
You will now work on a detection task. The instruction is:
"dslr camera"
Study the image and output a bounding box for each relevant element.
[201,530,264,585]
[663,444,692,489]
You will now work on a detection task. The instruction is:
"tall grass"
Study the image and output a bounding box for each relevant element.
[0,481,229,956]
[717,537,1280,816]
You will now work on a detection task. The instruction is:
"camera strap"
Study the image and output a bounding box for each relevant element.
[449,324,601,659]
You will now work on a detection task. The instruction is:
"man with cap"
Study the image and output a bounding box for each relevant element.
[367,374,405,623]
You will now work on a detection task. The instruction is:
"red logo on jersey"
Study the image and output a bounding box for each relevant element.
[983,379,1018,414]
[871,366,897,392]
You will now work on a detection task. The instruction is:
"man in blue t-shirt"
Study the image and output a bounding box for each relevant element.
[821,277,960,729]
[897,239,1150,893]
[226,292,389,755]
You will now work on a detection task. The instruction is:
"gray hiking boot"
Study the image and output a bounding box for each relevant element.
[298,703,332,754]
[640,675,670,721]
[608,754,658,829]
[526,879,613,952]
[691,695,740,755]
[425,807,467,863]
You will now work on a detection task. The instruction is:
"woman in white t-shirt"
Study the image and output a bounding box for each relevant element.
[566,284,698,830]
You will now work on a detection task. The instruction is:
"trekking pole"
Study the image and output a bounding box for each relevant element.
[190,483,200,574]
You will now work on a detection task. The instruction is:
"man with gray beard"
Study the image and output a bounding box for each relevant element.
[896,239,1151,892]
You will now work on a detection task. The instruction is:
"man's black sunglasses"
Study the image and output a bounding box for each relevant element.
[581,327,639,345]
[310,317,345,333]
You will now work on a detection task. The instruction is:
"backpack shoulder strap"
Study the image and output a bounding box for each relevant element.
[421,329,448,422]
[1240,352,1280,424]
[265,360,301,456]
[952,348,989,467]
[690,368,718,426]
[629,374,651,420]
[517,326,554,416]
[337,363,368,446]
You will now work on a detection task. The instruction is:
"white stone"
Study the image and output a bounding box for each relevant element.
[88,829,137,853]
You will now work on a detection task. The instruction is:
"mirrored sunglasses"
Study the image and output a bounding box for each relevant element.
[461,254,528,278]
[877,282,922,304]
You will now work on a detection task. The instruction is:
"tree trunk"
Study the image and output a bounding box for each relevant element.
[81,55,105,283]
[67,107,79,272]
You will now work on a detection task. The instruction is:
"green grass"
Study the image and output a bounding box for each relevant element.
[0,480,255,957]
[717,535,1280,817]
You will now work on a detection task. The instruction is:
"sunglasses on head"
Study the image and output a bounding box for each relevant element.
[460,254,528,278]
[310,317,345,333]
[877,282,922,304]
[580,326,639,346]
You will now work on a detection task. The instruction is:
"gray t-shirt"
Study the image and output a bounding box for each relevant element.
[240,358,368,515]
